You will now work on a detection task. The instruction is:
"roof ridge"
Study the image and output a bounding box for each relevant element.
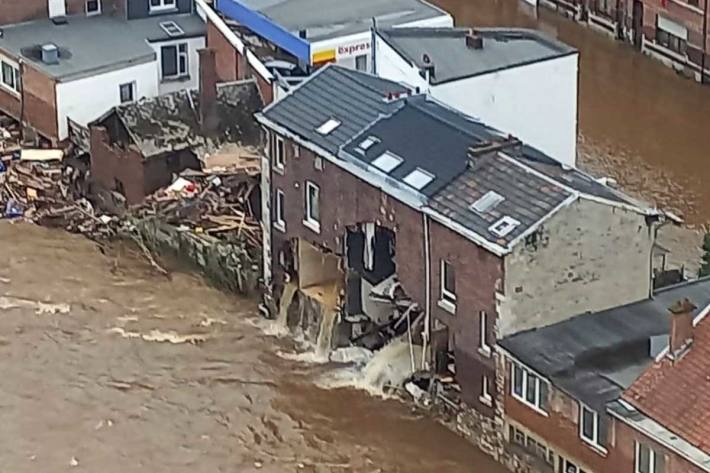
[331,64,410,96]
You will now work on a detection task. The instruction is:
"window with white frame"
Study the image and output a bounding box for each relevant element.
[511,362,548,413]
[150,0,176,12]
[1,60,21,94]
[304,181,320,231]
[274,188,285,232]
[560,457,590,473]
[480,375,492,405]
[86,0,101,15]
[479,311,491,356]
[160,43,188,80]
[579,404,605,450]
[119,82,135,104]
[635,442,665,473]
[439,260,456,310]
[272,136,285,172]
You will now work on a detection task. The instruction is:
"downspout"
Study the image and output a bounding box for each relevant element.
[371,17,378,76]
[18,59,25,143]
[650,216,672,297]
[702,0,708,83]
[422,212,431,371]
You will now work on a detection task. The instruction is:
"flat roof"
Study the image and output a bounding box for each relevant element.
[378,27,577,84]
[228,0,450,43]
[0,13,205,81]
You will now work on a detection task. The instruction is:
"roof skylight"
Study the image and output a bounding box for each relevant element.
[359,136,380,151]
[316,118,341,135]
[471,190,505,214]
[403,167,435,190]
[160,21,185,37]
[371,151,403,173]
[489,216,520,238]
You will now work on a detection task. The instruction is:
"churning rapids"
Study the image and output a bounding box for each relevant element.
[0,222,506,473]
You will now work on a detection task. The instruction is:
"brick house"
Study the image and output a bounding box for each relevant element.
[498,278,710,473]
[89,49,263,204]
[0,0,208,144]
[254,64,672,418]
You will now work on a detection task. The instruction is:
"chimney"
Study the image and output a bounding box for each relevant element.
[466,33,484,49]
[198,48,219,136]
[41,44,59,65]
[668,298,696,360]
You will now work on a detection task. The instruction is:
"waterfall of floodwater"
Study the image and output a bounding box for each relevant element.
[315,308,337,360]
[277,281,297,327]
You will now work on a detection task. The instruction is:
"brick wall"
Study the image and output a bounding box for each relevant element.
[207,20,239,82]
[90,125,146,204]
[269,132,503,409]
[503,360,609,473]
[0,0,48,25]
[610,417,706,473]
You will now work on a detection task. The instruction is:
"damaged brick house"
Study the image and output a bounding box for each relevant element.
[0,0,208,144]
[90,49,263,204]
[498,278,710,473]
[254,64,672,414]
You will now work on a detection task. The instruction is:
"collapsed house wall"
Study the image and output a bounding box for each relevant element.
[135,218,261,295]
[500,198,655,337]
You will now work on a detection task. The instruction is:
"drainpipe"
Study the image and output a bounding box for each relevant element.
[371,17,378,75]
[18,59,25,143]
[702,0,708,83]
[422,212,431,371]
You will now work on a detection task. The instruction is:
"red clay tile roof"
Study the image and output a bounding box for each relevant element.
[624,316,710,453]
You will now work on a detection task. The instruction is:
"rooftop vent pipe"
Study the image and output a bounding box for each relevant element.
[41,44,59,65]
[466,33,483,49]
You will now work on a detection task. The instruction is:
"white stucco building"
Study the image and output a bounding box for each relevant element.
[373,27,579,167]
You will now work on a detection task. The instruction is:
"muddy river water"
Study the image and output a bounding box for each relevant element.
[436,0,710,225]
[0,222,506,473]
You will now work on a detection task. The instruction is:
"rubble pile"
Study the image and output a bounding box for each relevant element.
[129,156,262,249]
[0,153,113,239]
[0,115,21,160]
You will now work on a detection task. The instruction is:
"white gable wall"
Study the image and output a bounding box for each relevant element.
[430,53,579,167]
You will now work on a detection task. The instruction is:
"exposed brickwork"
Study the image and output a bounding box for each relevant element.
[207,20,239,82]
[21,63,58,142]
[0,0,48,25]
[90,125,146,204]
[268,133,503,409]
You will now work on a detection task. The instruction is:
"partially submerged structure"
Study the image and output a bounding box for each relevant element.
[255,64,672,415]
[90,49,263,204]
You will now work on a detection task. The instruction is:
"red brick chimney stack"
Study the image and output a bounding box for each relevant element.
[668,298,696,360]
[198,48,219,136]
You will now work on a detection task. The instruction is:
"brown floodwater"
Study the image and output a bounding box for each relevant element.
[0,222,506,473]
[435,0,710,224]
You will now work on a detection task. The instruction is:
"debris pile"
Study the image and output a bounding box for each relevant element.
[0,151,113,239]
[0,115,21,160]
[128,154,262,248]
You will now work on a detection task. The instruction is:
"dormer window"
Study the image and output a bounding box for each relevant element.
[150,0,176,13]
[316,118,341,135]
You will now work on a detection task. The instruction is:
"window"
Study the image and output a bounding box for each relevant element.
[371,151,403,173]
[86,0,101,15]
[150,0,176,12]
[316,118,341,135]
[161,43,188,80]
[274,189,285,232]
[509,426,556,467]
[439,260,456,310]
[579,404,605,450]
[273,136,285,172]
[119,82,135,104]
[1,60,20,94]
[403,167,434,190]
[304,181,320,232]
[471,190,505,214]
[489,215,521,237]
[479,311,491,356]
[480,375,492,406]
[656,16,688,55]
[358,135,379,152]
[355,54,368,71]
[636,443,665,473]
[560,458,589,473]
[511,362,548,413]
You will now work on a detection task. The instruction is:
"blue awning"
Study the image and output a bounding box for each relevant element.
[216,0,311,63]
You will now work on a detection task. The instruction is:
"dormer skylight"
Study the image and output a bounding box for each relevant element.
[489,216,520,238]
[403,167,435,190]
[471,191,505,214]
[359,136,380,151]
[371,151,403,173]
[316,118,341,135]
[160,21,184,37]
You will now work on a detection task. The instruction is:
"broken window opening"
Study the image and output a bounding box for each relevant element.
[345,224,396,286]
[274,188,285,232]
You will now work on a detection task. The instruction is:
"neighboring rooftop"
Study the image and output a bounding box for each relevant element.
[97,79,263,158]
[624,314,710,454]
[377,27,577,84]
[0,13,205,81]
[257,64,647,253]
[499,278,710,410]
[223,0,450,43]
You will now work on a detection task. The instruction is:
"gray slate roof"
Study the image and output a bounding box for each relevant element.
[258,64,645,252]
[237,0,449,42]
[103,79,263,158]
[377,27,577,84]
[0,13,205,81]
[499,278,710,410]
